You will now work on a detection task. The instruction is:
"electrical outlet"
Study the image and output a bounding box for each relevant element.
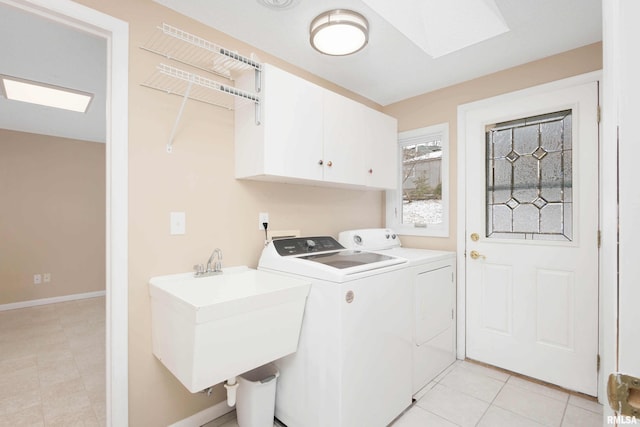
[33,274,42,285]
[258,212,269,230]
[43,273,51,283]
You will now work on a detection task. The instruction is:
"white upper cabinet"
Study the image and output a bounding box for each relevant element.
[364,107,398,189]
[322,90,368,187]
[235,63,397,190]
[235,64,323,182]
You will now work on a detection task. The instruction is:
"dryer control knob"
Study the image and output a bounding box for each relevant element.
[391,234,397,239]
[305,239,316,249]
[353,235,362,245]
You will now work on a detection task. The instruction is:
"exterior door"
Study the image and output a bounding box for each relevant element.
[464,80,599,395]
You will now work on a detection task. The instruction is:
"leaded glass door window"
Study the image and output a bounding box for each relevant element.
[486,110,572,241]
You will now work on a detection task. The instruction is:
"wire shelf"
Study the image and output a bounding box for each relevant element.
[139,23,262,152]
[141,23,261,81]
[141,63,259,110]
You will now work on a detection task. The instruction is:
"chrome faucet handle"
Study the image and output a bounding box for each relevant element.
[193,264,205,276]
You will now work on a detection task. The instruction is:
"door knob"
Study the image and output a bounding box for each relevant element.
[470,233,480,242]
[327,161,333,167]
[608,373,640,417]
[470,250,486,260]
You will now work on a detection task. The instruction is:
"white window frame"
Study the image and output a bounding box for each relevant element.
[386,122,450,237]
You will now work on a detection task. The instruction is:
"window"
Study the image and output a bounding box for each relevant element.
[386,123,449,237]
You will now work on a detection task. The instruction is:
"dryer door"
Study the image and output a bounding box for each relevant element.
[413,264,456,393]
[415,265,454,345]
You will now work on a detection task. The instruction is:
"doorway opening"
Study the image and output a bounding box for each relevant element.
[0,0,129,424]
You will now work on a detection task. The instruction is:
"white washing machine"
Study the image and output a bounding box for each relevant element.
[339,228,457,395]
[258,236,412,427]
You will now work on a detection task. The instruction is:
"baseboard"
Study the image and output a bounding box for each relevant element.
[169,400,234,427]
[0,290,106,312]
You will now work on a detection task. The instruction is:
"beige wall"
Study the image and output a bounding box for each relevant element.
[383,42,603,251]
[0,130,105,304]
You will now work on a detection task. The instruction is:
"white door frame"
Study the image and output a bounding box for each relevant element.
[456,70,607,401]
[601,0,640,421]
[0,0,130,424]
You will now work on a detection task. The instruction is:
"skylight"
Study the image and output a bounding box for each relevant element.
[0,75,93,113]
[361,0,510,58]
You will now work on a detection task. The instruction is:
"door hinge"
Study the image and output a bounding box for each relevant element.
[598,230,602,249]
[451,309,454,320]
[597,354,601,372]
[597,106,601,124]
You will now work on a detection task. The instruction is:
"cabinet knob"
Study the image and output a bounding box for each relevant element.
[327,161,333,167]
[318,160,323,165]
[368,168,373,174]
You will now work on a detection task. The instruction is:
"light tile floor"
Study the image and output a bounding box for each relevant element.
[0,297,105,426]
[399,360,603,427]
[206,360,603,427]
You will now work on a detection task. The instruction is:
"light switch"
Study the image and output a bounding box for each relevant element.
[170,212,186,235]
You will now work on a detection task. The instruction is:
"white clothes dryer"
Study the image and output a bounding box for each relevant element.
[339,228,457,395]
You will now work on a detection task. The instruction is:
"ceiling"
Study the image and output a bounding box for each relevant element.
[0,3,106,143]
[154,0,602,106]
[0,1,601,142]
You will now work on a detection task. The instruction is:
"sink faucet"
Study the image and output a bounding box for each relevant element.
[194,248,223,277]
[207,248,223,273]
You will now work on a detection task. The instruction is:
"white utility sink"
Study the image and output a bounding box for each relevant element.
[149,266,310,393]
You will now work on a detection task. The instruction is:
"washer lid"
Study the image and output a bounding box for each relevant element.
[298,250,397,269]
[261,236,407,281]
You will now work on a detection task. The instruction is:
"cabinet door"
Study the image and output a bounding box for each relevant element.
[322,90,367,186]
[364,108,398,189]
[263,65,324,181]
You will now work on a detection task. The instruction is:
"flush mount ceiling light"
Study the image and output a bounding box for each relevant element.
[0,75,93,113]
[310,9,369,56]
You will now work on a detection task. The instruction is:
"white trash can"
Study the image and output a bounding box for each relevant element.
[236,363,280,427]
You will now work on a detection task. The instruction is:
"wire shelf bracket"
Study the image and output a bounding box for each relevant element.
[166,80,192,154]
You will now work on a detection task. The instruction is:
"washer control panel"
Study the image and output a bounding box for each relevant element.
[273,236,345,256]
